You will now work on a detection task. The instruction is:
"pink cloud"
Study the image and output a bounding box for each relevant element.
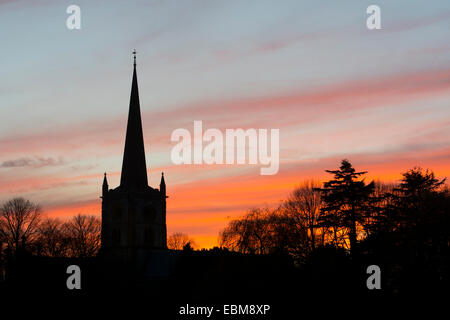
[0,67,449,169]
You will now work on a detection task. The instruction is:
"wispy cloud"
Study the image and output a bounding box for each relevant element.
[0,156,65,168]
[1,67,448,160]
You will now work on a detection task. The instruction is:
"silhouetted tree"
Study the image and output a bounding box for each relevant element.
[36,218,70,257]
[283,180,323,252]
[219,207,304,256]
[182,242,194,251]
[391,167,446,229]
[63,214,101,258]
[167,232,197,250]
[363,181,396,235]
[361,168,450,294]
[317,159,375,256]
[219,208,274,254]
[267,210,305,256]
[0,197,42,256]
[388,168,448,254]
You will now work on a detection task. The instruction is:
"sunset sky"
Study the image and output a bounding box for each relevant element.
[1,0,450,248]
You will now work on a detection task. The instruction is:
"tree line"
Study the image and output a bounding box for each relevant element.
[218,159,450,266]
[2,158,448,266]
[0,198,101,261]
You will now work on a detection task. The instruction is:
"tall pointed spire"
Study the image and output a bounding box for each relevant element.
[160,172,166,196]
[120,51,148,191]
[102,172,108,197]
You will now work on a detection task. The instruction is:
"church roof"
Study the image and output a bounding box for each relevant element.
[119,53,149,191]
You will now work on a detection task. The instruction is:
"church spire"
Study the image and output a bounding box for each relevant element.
[102,172,108,197]
[160,172,166,196]
[120,51,148,191]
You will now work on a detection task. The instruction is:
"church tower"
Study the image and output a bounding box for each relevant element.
[101,52,167,262]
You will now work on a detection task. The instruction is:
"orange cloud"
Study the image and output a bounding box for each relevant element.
[34,147,450,249]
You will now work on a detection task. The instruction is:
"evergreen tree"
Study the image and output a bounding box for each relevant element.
[318,159,375,256]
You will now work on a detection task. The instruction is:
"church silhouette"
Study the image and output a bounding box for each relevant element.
[100,52,168,264]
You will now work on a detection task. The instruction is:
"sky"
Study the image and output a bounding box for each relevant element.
[1,0,450,248]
